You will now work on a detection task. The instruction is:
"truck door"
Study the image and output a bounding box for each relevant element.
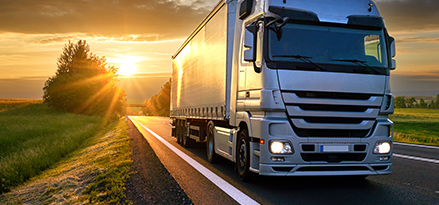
[239,23,263,103]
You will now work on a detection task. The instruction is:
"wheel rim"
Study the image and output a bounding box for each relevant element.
[238,138,247,172]
[208,126,214,156]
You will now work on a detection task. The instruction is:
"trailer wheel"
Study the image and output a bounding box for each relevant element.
[237,129,252,181]
[176,120,183,144]
[206,123,218,163]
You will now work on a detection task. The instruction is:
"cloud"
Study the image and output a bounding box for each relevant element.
[393,70,439,81]
[0,0,213,40]
[397,37,439,43]
[375,0,439,32]
[30,33,171,44]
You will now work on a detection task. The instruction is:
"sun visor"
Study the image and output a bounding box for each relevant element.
[347,15,384,28]
[269,6,319,22]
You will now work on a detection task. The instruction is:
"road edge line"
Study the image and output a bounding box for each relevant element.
[393,142,439,150]
[393,153,439,164]
[129,117,260,205]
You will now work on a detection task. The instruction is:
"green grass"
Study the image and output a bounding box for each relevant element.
[0,118,132,204]
[390,108,439,146]
[82,120,132,204]
[0,101,103,194]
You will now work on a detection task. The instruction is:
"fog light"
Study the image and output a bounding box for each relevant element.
[374,141,391,154]
[271,157,285,162]
[270,141,293,154]
[380,156,390,161]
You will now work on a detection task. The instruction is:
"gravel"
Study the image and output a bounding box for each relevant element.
[125,119,193,204]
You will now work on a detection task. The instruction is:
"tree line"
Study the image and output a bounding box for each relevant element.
[141,79,171,116]
[394,95,439,109]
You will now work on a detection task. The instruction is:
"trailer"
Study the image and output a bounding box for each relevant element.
[171,0,396,180]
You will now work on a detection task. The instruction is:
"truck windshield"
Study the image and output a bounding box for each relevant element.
[268,23,388,70]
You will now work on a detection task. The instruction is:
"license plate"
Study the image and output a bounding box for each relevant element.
[320,145,349,152]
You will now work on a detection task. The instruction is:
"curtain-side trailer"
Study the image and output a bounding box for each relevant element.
[171,0,396,181]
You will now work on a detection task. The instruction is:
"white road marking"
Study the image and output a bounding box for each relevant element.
[393,153,439,164]
[393,142,439,150]
[130,117,260,205]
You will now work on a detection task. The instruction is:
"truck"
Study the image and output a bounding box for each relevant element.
[171,0,396,181]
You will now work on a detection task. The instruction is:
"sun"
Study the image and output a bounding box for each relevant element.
[119,57,137,76]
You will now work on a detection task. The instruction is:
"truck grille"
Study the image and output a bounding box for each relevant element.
[301,153,367,162]
[282,91,383,138]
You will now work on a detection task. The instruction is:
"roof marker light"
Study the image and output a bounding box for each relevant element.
[368,1,374,12]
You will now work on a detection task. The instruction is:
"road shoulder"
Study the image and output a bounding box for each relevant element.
[125,118,193,204]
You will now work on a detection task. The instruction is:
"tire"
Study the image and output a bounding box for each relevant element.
[176,120,182,144]
[206,123,219,163]
[237,129,252,181]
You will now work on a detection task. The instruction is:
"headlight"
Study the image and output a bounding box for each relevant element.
[270,141,293,154]
[374,141,391,154]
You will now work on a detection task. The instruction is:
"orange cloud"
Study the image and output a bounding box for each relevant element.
[0,0,212,40]
[376,0,439,33]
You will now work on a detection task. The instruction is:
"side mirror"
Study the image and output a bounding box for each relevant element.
[389,36,396,58]
[389,36,396,70]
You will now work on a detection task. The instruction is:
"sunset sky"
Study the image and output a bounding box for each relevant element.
[0,0,438,100]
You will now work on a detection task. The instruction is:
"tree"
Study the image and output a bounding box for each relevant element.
[43,40,126,119]
[406,97,417,108]
[419,98,427,108]
[142,79,171,116]
[394,96,406,108]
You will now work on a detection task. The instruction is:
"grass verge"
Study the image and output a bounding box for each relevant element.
[0,117,132,204]
[0,102,102,193]
[390,108,439,146]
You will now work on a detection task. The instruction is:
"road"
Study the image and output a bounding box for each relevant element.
[129,116,439,205]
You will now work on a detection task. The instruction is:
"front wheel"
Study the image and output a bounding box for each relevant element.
[237,129,252,181]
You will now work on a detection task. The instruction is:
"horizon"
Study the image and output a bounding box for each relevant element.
[1,0,439,100]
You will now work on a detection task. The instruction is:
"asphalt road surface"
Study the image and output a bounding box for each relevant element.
[129,116,439,205]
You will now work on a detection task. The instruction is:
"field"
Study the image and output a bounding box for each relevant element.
[0,99,132,204]
[390,108,439,146]
[0,99,102,193]
[0,98,43,112]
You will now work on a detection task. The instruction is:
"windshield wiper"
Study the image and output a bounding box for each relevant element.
[273,55,326,71]
[332,59,380,74]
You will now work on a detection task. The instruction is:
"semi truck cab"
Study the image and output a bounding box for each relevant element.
[234,0,395,178]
